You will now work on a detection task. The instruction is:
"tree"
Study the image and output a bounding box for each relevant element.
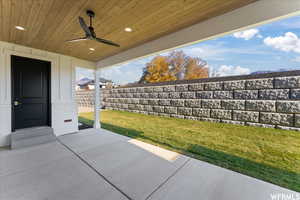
[167,51,189,80]
[184,57,208,80]
[140,56,176,83]
[139,51,208,83]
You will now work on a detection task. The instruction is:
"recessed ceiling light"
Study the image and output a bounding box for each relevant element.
[89,48,95,51]
[15,26,25,31]
[124,27,132,32]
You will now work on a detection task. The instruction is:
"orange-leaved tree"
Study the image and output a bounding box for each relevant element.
[184,57,208,80]
[143,56,176,83]
[139,51,208,83]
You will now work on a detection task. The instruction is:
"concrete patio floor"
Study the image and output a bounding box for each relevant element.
[0,128,298,200]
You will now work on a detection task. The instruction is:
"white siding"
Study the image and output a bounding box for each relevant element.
[0,41,96,146]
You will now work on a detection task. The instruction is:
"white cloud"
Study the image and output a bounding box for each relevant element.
[264,32,300,53]
[215,65,251,77]
[76,67,94,81]
[233,29,260,40]
[178,42,271,62]
[180,45,226,61]
[100,63,144,85]
[292,56,300,62]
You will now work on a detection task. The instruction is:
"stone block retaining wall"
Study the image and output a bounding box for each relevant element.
[76,91,95,113]
[76,91,95,107]
[78,71,300,131]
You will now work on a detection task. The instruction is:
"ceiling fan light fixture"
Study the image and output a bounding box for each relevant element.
[89,48,95,51]
[15,26,25,31]
[124,27,132,32]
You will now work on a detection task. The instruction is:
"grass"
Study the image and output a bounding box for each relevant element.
[79,110,300,192]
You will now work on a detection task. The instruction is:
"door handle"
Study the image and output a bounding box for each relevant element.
[14,101,21,106]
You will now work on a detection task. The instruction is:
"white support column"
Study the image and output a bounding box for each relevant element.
[94,68,101,129]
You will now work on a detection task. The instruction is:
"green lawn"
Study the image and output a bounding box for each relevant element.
[79,110,300,191]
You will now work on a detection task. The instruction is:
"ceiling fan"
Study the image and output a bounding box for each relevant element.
[66,10,120,47]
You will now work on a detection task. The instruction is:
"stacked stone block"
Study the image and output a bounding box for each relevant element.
[94,74,300,131]
[75,91,95,107]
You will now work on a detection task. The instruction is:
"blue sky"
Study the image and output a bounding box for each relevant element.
[77,15,300,84]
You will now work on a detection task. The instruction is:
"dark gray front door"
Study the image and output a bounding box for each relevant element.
[11,55,51,130]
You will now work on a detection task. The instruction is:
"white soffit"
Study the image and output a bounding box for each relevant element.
[96,0,300,69]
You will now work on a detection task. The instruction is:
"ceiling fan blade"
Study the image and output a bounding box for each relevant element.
[95,37,120,47]
[66,37,88,42]
[79,17,92,36]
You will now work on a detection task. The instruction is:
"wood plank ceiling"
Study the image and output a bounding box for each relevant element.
[0,0,257,61]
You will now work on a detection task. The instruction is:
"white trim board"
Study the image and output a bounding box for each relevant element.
[97,0,300,69]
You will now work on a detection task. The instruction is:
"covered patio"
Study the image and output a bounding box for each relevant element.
[1,0,300,199]
[1,128,298,200]
[0,0,299,145]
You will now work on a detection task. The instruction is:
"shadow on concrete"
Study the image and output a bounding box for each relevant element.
[78,116,300,192]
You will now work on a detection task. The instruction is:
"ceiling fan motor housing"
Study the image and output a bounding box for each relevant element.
[86,10,95,18]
